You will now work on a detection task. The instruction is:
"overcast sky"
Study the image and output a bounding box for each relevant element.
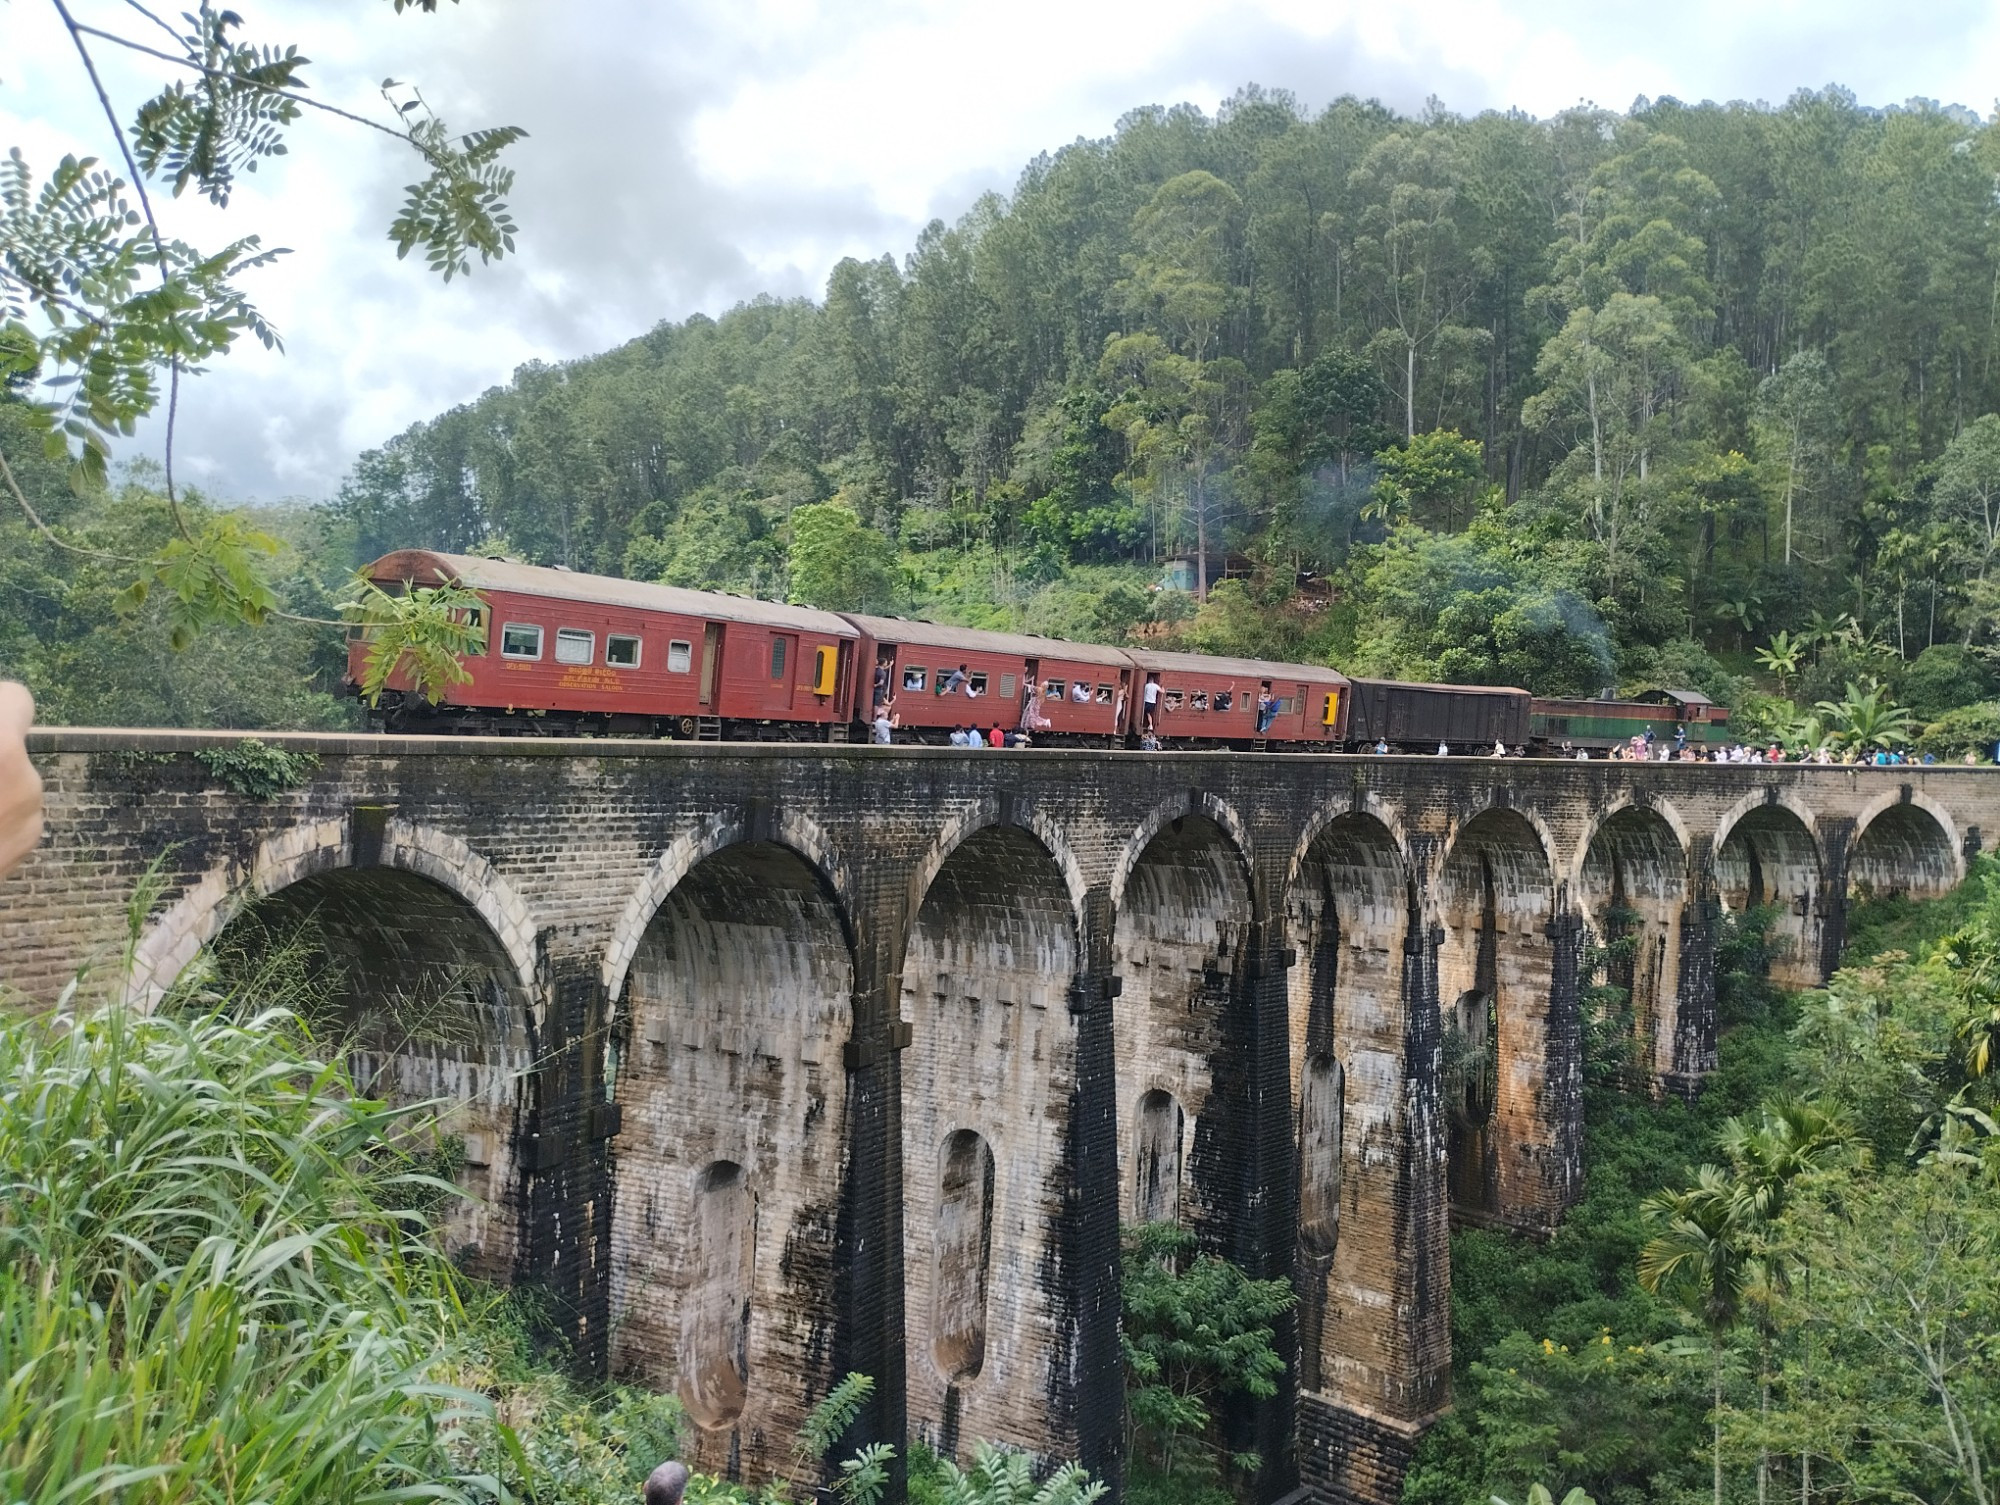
[5,0,1999,504]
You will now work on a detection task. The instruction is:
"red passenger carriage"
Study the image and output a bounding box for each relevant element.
[839,615,1132,744]
[1123,649,1350,746]
[349,551,857,738]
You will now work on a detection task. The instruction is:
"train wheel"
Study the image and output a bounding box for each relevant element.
[676,716,697,738]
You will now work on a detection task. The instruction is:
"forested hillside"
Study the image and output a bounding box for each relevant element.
[319,83,2000,746]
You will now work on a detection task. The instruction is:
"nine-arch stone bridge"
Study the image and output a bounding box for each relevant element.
[3,730,1993,1505]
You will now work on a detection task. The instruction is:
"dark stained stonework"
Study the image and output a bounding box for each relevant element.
[6,730,1996,1504]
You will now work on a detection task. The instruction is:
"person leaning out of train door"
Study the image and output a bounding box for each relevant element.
[1142,673,1162,731]
[872,659,893,712]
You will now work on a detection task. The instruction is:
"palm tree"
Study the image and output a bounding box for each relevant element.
[1641,1166,1753,1505]
[1716,1103,1855,1505]
[1813,680,1916,753]
[1754,631,1804,694]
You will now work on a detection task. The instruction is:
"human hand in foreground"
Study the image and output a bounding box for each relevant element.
[0,683,45,881]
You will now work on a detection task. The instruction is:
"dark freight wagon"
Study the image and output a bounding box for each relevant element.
[1344,678,1532,752]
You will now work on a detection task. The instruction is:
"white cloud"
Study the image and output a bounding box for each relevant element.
[4,0,1998,502]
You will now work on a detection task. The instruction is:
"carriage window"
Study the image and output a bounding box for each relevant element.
[1000,674,1016,698]
[555,628,594,665]
[606,634,641,668]
[903,666,928,692]
[1096,683,1113,704]
[1164,689,1184,710]
[1043,678,1064,701]
[1070,680,1091,703]
[667,640,693,674]
[500,623,542,660]
[1214,691,1233,712]
[1278,696,1296,714]
[968,672,988,695]
[1191,690,1209,711]
[770,638,787,679]
[462,607,487,655]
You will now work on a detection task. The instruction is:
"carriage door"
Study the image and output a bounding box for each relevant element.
[699,624,724,706]
[1293,683,1309,735]
[770,634,799,712]
[1024,658,1040,724]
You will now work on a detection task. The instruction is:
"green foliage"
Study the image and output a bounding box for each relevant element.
[914,1443,1106,1505]
[344,572,488,705]
[787,502,897,612]
[0,994,499,1505]
[1120,1222,1294,1490]
[1917,700,2000,760]
[192,735,318,798]
[1811,680,1916,751]
[0,0,521,672]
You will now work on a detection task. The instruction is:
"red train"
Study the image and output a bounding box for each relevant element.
[348,552,1351,748]
[346,550,1723,753]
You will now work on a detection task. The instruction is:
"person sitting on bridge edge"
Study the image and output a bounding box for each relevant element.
[871,698,896,744]
[1139,729,1162,752]
[939,663,969,696]
[1491,740,1507,757]
[1436,741,1449,756]
[988,725,1005,748]
[1375,738,1389,755]
[643,1461,689,1505]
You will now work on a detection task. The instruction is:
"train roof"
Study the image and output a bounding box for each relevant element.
[364,551,858,637]
[1346,676,1530,698]
[1633,687,1715,707]
[1125,647,1350,684]
[839,613,1133,667]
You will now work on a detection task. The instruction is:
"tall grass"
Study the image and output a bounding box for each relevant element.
[0,991,499,1504]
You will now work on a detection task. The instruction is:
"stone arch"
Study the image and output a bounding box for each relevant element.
[1285,790,1417,902]
[1712,787,1824,874]
[1849,792,1964,901]
[1566,796,1693,889]
[1436,807,1573,1226]
[607,839,855,1490]
[129,816,537,1012]
[900,821,1079,1466]
[1283,810,1419,1402]
[602,807,853,1008]
[201,844,538,1282]
[903,799,1089,953]
[1109,791,1257,913]
[1110,809,1255,1243]
[1577,805,1690,1081]
[1714,799,1824,990]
